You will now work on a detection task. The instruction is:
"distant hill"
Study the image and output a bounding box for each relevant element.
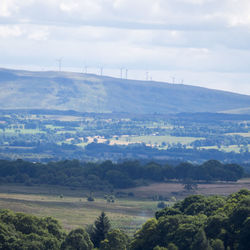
[220,107,250,115]
[1,68,250,114]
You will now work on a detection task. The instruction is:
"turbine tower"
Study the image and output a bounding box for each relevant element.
[125,69,128,79]
[56,57,63,72]
[172,77,175,84]
[120,68,123,79]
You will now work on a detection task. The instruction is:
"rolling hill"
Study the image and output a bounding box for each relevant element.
[1,68,250,114]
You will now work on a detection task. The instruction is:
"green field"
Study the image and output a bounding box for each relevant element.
[0,128,44,134]
[227,132,250,137]
[200,144,250,153]
[1,111,250,163]
[45,125,64,129]
[56,130,77,134]
[121,135,203,146]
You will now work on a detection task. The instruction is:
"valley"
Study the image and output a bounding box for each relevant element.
[1,110,250,164]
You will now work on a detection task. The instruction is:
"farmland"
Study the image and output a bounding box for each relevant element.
[1,110,250,163]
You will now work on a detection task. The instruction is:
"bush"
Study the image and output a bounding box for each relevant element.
[157,202,167,209]
[87,196,95,202]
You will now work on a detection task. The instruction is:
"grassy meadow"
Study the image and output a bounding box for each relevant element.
[0,184,158,235]
[0,180,250,235]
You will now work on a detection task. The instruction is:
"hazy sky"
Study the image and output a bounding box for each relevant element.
[1,0,250,94]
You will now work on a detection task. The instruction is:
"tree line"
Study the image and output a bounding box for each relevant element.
[0,159,245,189]
[1,189,250,249]
[131,189,250,250]
[0,208,128,250]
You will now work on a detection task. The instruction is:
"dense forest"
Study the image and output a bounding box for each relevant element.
[131,189,250,250]
[1,189,250,249]
[0,159,245,189]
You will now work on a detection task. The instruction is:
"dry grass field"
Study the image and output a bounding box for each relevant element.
[0,180,249,235]
[0,184,157,235]
[122,178,250,199]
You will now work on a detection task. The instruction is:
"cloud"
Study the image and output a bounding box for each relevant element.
[0,0,250,94]
[0,0,247,30]
[28,28,49,41]
[0,0,18,17]
[0,25,22,38]
[59,0,102,17]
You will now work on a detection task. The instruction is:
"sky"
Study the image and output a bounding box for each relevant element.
[1,0,250,94]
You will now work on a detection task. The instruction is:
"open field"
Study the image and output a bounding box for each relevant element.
[0,184,157,235]
[0,180,249,235]
[122,178,250,198]
[0,128,44,134]
[44,115,83,121]
[226,132,250,137]
[125,135,203,145]
[112,135,203,147]
[200,144,250,153]
[2,110,250,163]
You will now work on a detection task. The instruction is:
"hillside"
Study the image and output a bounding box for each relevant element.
[1,68,250,114]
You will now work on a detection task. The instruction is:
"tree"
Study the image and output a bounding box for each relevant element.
[211,239,224,250]
[167,243,179,250]
[205,214,227,239]
[238,217,250,250]
[61,228,93,250]
[191,229,211,250]
[130,218,159,250]
[182,179,197,191]
[87,196,95,202]
[100,229,128,250]
[157,201,166,209]
[153,246,168,250]
[90,212,111,248]
[155,207,181,219]
[0,209,65,250]
[105,170,134,188]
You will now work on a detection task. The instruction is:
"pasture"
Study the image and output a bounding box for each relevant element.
[0,184,157,235]
[0,180,249,235]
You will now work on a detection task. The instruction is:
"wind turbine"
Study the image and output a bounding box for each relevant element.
[125,69,128,79]
[171,76,175,84]
[82,65,88,74]
[56,57,63,71]
[100,67,103,76]
[120,68,123,79]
